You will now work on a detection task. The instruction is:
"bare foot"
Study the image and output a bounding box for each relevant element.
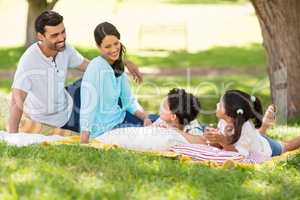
[259,104,276,134]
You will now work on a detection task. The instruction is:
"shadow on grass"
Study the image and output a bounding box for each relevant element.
[0,44,266,70]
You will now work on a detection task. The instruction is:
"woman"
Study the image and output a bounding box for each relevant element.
[80,22,157,143]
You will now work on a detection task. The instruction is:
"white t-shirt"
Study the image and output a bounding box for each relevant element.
[12,42,84,127]
[218,119,272,157]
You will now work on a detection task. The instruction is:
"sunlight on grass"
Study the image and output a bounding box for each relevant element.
[128,43,266,68]
[0,136,299,199]
[0,44,266,70]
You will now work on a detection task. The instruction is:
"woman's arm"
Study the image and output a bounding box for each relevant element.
[79,63,101,143]
[120,73,152,125]
[134,110,152,126]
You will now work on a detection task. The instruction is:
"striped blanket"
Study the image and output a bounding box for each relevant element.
[170,144,271,164]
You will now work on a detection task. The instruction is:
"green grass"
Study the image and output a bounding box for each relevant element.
[1,50,300,199]
[0,141,300,200]
[0,44,266,70]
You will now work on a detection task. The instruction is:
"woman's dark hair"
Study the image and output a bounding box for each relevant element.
[35,11,63,34]
[167,88,201,126]
[94,22,125,77]
[223,90,263,144]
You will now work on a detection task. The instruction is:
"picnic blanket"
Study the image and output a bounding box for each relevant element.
[0,131,66,147]
[170,144,272,164]
[95,127,189,151]
[0,130,298,166]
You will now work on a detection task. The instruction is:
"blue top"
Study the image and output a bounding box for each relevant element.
[80,56,138,137]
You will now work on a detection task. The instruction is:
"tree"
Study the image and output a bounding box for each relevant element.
[250,0,300,122]
[25,0,59,47]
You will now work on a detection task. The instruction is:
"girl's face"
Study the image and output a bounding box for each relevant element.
[98,35,121,64]
[159,98,176,123]
[216,97,227,119]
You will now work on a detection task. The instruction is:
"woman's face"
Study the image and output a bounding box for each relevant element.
[216,97,226,119]
[159,98,175,122]
[99,35,121,64]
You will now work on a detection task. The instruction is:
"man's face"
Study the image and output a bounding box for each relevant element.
[38,22,66,52]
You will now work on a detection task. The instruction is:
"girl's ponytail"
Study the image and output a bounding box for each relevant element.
[250,95,263,129]
[231,113,246,144]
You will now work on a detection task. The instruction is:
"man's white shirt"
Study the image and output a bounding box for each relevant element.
[12,42,84,127]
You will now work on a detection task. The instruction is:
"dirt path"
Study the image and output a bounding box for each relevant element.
[0,67,265,80]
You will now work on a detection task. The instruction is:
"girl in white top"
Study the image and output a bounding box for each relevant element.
[204,90,300,157]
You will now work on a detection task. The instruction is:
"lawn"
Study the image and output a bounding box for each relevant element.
[0,136,300,199]
[1,44,300,199]
[0,44,266,70]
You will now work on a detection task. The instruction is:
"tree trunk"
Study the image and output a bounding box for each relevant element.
[25,0,59,47]
[250,0,300,123]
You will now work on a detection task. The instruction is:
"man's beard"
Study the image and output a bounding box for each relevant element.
[48,40,66,52]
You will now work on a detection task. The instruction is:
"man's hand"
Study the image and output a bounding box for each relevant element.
[8,88,27,133]
[124,60,143,84]
[80,131,90,144]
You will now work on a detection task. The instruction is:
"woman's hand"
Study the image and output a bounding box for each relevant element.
[124,60,143,84]
[80,131,90,144]
[143,117,153,126]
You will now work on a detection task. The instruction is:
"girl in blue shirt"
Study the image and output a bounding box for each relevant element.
[80,22,157,143]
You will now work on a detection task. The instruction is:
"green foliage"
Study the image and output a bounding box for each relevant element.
[0,47,25,70]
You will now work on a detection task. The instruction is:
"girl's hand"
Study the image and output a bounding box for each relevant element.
[143,118,153,126]
[204,129,229,146]
[80,131,90,144]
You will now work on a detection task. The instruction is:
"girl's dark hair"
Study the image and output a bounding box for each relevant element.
[35,11,63,34]
[167,88,201,126]
[223,90,263,144]
[94,22,125,77]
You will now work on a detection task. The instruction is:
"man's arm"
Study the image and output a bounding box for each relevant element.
[8,88,27,133]
[80,131,90,143]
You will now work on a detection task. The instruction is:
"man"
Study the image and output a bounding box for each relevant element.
[8,11,142,134]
